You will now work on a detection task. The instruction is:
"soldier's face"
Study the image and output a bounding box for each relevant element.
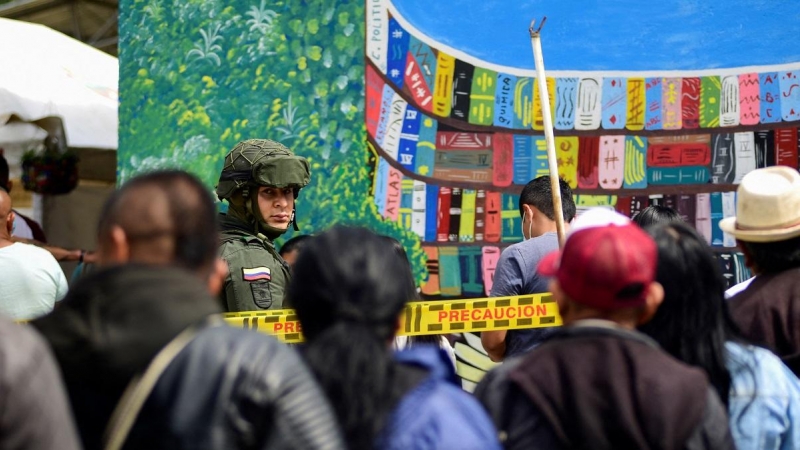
[257,186,295,230]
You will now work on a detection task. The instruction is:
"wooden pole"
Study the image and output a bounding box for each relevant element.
[529,18,567,248]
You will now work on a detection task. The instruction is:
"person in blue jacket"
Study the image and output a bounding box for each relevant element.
[640,221,800,450]
[287,226,501,450]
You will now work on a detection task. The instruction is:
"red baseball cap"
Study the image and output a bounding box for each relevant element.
[538,223,657,310]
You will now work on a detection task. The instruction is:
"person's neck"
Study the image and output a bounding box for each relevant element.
[0,234,14,249]
[563,310,639,330]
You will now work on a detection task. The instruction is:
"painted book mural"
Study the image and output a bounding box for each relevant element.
[120,0,799,303]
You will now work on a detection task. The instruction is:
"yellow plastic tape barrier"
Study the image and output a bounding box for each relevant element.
[224,293,562,344]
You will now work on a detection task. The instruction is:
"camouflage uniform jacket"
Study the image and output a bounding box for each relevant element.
[218,213,291,312]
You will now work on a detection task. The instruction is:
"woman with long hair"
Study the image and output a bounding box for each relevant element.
[640,222,800,449]
[288,226,500,450]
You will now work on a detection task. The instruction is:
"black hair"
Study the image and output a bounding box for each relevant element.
[519,176,576,222]
[97,170,218,272]
[278,234,311,257]
[289,226,417,450]
[638,222,743,407]
[739,236,800,274]
[632,205,683,228]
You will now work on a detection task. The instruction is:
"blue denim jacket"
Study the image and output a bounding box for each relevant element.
[726,342,800,450]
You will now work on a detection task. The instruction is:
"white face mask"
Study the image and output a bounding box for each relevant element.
[522,209,533,241]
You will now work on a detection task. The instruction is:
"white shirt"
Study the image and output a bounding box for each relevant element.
[0,243,68,320]
[725,277,755,299]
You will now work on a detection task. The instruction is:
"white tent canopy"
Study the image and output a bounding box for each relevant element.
[0,17,118,150]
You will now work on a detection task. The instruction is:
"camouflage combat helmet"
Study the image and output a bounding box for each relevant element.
[217,139,310,235]
[216,139,310,200]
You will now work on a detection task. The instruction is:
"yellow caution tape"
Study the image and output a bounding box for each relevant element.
[224,293,562,344]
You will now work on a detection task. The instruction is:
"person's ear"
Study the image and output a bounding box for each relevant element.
[637,281,665,325]
[206,258,229,295]
[6,210,15,234]
[99,225,130,265]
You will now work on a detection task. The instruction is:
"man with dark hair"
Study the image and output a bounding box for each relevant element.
[475,208,733,450]
[481,176,576,361]
[33,170,343,450]
[279,234,312,268]
[720,166,800,375]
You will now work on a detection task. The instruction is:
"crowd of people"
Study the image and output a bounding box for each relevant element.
[0,137,799,449]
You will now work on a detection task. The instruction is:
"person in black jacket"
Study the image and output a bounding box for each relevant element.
[33,170,343,450]
[475,208,734,450]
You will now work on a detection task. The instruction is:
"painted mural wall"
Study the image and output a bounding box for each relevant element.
[119,0,800,298]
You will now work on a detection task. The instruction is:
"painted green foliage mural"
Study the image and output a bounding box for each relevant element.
[118,0,426,283]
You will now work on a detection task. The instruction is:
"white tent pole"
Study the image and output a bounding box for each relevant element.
[529,18,566,248]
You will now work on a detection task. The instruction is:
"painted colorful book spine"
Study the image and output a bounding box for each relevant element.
[411,180,426,239]
[469,67,496,126]
[754,130,773,168]
[733,132,756,183]
[399,178,414,229]
[626,78,646,131]
[459,247,484,296]
[375,83,394,146]
[484,192,502,243]
[759,72,781,124]
[432,51,455,117]
[623,136,647,189]
[492,133,514,187]
[501,193,522,242]
[513,77,533,129]
[738,73,760,125]
[710,133,735,184]
[451,59,475,120]
[449,187,463,242]
[556,136,579,188]
[675,194,697,224]
[481,247,501,296]
[644,77,662,130]
[433,133,493,183]
[366,0,387,73]
[598,136,625,189]
[648,166,710,185]
[438,247,462,297]
[494,73,516,128]
[414,117,436,176]
[721,192,737,247]
[555,77,578,130]
[709,192,724,246]
[576,77,602,130]
[383,167,403,222]
[774,127,798,168]
[513,135,533,185]
[404,50,434,113]
[647,142,711,167]
[424,183,438,242]
[474,189,486,242]
[436,186,451,242]
[532,137,550,179]
[578,136,599,189]
[374,157,389,215]
[601,77,626,130]
[407,36,435,92]
[398,104,420,171]
[681,77,701,129]
[459,189,476,242]
[420,246,440,296]
[720,75,741,127]
[662,77,682,130]
[699,76,721,128]
[366,65,385,139]
[780,71,800,122]
[386,18,409,88]
[382,94,407,160]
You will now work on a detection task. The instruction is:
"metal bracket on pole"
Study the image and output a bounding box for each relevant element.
[529,17,547,38]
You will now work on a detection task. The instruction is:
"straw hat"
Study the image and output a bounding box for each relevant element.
[719,166,800,243]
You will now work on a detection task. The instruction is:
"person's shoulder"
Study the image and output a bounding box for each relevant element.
[6,242,59,264]
[0,319,51,381]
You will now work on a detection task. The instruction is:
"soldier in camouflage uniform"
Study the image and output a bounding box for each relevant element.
[216,139,310,311]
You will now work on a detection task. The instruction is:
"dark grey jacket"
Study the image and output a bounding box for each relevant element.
[0,317,81,450]
[34,264,343,450]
